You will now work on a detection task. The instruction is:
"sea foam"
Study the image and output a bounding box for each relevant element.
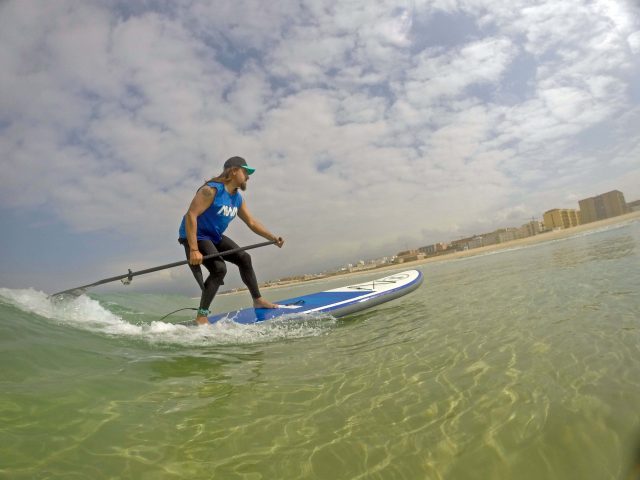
[0,288,336,346]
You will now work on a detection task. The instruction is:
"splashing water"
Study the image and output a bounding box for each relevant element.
[0,287,337,347]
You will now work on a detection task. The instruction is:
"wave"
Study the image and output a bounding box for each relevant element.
[0,288,336,347]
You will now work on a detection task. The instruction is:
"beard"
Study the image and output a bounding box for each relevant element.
[240,182,247,191]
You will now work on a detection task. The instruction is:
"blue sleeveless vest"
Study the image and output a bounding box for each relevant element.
[179,181,243,243]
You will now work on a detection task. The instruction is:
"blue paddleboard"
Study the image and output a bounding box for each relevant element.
[205,269,423,325]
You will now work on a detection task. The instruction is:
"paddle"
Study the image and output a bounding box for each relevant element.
[50,240,277,298]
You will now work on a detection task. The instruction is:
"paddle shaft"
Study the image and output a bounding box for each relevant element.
[51,240,277,297]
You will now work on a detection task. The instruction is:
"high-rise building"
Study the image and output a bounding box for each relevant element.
[578,190,627,223]
[543,209,580,230]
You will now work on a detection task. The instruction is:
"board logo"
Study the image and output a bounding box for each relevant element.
[217,205,238,218]
[386,273,410,282]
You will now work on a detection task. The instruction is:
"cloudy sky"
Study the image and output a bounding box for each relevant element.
[1,0,639,294]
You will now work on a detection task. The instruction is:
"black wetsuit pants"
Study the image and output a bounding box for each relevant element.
[180,235,261,310]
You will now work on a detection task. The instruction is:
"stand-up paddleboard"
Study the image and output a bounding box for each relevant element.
[204,269,423,325]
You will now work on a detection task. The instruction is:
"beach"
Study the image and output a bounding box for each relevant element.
[409,210,640,264]
[263,210,640,289]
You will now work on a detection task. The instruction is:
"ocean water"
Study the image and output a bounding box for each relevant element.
[1,220,640,480]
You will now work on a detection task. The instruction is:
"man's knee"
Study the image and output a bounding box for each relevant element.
[236,251,252,267]
[206,260,227,283]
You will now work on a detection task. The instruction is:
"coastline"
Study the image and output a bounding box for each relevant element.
[257,210,640,291]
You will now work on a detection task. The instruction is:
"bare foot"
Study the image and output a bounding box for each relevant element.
[196,315,209,325]
[253,297,279,309]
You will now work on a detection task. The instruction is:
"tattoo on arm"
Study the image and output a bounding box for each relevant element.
[189,186,215,215]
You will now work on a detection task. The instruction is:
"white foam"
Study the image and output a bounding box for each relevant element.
[0,288,336,346]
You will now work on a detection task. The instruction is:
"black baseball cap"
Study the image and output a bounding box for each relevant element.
[224,156,255,175]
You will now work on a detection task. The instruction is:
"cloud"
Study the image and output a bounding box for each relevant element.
[628,31,640,54]
[399,36,517,108]
[1,0,639,289]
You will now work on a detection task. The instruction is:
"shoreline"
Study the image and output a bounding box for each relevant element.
[253,211,640,291]
[214,211,640,296]
[407,209,640,263]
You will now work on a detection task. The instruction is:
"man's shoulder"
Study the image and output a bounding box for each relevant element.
[201,182,219,192]
[197,184,217,201]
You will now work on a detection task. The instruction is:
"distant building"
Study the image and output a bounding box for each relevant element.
[480,231,499,247]
[450,236,482,251]
[482,227,521,246]
[579,190,628,223]
[493,227,521,243]
[419,245,436,255]
[628,199,640,212]
[468,237,483,249]
[395,249,425,263]
[543,208,580,230]
[498,227,521,243]
[418,242,448,256]
[521,220,543,237]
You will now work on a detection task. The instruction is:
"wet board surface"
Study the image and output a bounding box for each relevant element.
[205,269,424,325]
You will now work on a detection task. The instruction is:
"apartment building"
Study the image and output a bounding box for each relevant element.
[579,190,628,223]
[543,209,581,230]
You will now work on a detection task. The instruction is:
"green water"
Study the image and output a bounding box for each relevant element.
[1,221,640,479]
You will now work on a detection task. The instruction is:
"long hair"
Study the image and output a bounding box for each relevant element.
[205,168,235,186]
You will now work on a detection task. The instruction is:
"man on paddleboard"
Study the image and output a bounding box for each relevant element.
[179,156,284,325]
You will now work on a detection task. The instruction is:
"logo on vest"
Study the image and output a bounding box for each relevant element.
[217,205,238,218]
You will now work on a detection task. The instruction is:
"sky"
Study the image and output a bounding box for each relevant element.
[1,0,640,294]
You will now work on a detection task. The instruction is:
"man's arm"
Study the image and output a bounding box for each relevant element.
[238,201,284,248]
[185,186,216,264]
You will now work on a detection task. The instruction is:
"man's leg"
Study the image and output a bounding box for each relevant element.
[181,239,227,323]
[216,236,278,308]
[215,236,260,298]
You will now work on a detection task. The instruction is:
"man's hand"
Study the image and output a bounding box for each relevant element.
[189,249,203,265]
